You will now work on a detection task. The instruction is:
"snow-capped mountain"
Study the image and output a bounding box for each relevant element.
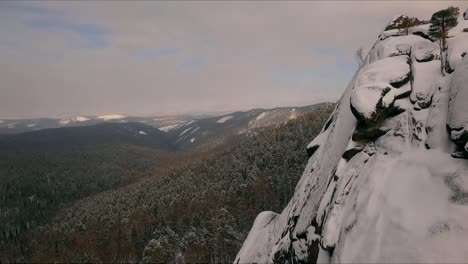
[235,15,468,263]
[0,105,326,137]
[0,104,330,152]
[0,114,190,135]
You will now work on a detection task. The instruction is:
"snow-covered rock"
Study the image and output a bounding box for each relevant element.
[448,57,468,156]
[413,39,439,62]
[378,23,431,41]
[357,55,411,87]
[236,14,468,264]
[350,55,410,132]
[446,33,468,73]
[410,60,441,109]
[234,211,278,263]
[373,35,427,61]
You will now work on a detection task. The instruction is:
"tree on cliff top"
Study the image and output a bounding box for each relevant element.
[428,6,460,74]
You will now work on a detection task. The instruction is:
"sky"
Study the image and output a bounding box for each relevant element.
[0,1,466,119]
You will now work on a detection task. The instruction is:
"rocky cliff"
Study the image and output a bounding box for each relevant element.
[235,15,468,264]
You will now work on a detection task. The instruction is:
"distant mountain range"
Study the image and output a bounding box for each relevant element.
[0,114,190,135]
[162,103,332,149]
[0,122,174,153]
[0,103,332,151]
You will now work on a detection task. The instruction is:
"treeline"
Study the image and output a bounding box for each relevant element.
[1,104,334,263]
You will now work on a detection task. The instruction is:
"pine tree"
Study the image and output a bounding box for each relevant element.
[428,6,460,74]
[399,16,420,35]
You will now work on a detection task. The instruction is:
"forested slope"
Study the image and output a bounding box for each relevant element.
[0,104,334,262]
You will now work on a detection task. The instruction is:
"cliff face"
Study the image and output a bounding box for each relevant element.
[235,17,468,264]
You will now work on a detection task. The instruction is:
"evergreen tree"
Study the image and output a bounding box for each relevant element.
[428,6,460,74]
[398,16,420,35]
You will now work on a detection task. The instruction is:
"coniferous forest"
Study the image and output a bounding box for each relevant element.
[0,104,334,263]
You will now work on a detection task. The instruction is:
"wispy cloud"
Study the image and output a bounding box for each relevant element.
[0,2,54,15]
[30,19,109,48]
[2,2,109,49]
[1,1,465,118]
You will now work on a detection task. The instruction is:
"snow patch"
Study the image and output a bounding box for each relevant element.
[97,114,126,120]
[256,112,268,121]
[75,116,90,122]
[59,116,90,125]
[179,127,193,137]
[59,119,71,125]
[158,123,180,132]
[184,120,196,126]
[216,115,233,123]
[190,126,199,134]
[138,131,147,135]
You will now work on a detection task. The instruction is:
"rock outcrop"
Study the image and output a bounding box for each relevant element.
[235,15,468,264]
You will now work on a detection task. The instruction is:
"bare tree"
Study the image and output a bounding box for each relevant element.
[355,47,365,67]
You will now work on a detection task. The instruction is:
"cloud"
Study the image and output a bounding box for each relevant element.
[30,18,109,48]
[0,1,466,118]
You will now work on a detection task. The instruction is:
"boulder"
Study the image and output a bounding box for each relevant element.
[351,56,411,128]
[410,60,440,110]
[446,34,468,73]
[413,39,439,62]
[447,57,468,157]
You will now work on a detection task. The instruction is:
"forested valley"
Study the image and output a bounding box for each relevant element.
[0,104,334,263]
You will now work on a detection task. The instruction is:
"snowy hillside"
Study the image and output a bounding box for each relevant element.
[236,15,468,263]
[0,105,325,138]
[161,104,330,149]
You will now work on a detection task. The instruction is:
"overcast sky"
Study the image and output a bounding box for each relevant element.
[1,1,466,118]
